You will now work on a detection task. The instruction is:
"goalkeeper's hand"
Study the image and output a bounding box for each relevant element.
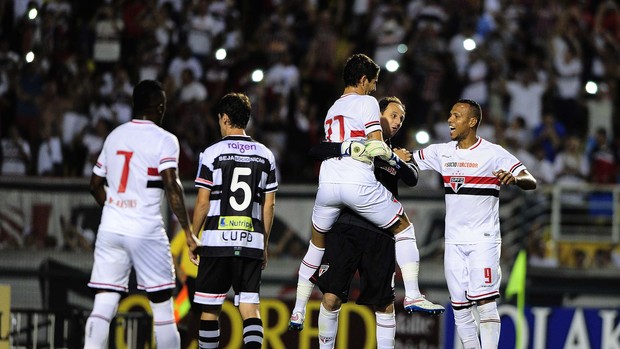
[341,140,373,165]
[365,140,401,169]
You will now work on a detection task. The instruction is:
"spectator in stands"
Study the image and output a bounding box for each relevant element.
[178,68,207,104]
[587,128,616,184]
[501,67,548,131]
[90,4,123,75]
[167,44,203,89]
[36,124,63,176]
[532,112,567,162]
[0,125,32,176]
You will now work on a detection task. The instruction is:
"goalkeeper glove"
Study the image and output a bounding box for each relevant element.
[341,140,373,165]
[365,140,400,169]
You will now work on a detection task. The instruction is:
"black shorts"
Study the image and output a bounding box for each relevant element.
[195,256,262,306]
[312,223,395,306]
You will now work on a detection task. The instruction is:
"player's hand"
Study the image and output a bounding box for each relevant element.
[393,148,412,162]
[262,250,269,270]
[366,140,400,168]
[342,140,373,165]
[492,169,517,185]
[187,234,202,266]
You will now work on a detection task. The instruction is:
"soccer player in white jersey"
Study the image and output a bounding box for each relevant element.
[191,93,277,349]
[412,99,537,349]
[84,80,198,349]
[289,54,444,331]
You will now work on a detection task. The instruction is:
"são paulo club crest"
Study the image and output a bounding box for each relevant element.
[450,177,465,192]
[318,264,329,277]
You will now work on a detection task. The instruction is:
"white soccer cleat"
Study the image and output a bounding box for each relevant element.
[403,295,445,315]
[288,311,305,331]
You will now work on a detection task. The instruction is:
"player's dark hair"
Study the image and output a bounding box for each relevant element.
[379,96,405,114]
[343,53,380,88]
[216,93,252,129]
[133,80,165,116]
[457,98,482,129]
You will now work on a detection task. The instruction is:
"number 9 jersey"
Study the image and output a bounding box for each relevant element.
[195,135,278,259]
[93,119,180,239]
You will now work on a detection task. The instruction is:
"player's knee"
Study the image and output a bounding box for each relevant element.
[322,293,342,311]
[147,289,173,303]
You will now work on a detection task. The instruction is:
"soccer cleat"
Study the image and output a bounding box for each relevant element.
[404,295,445,315]
[288,311,305,331]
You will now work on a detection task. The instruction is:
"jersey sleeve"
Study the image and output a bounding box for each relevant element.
[362,96,382,136]
[92,138,108,177]
[413,144,442,172]
[495,145,527,175]
[264,149,278,193]
[195,150,214,190]
[158,133,180,173]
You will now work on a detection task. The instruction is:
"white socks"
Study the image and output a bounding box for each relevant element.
[84,292,121,349]
[394,224,421,299]
[318,303,340,349]
[151,298,180,349]
[293,241,324,315]
[375,311,396,349]
[478,302,500,349]
[454,307,481,349]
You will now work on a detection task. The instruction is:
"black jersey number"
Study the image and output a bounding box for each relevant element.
[229,167,252,211]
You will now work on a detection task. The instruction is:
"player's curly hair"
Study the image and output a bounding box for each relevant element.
[216,93,252,129]
[343,53,380,88]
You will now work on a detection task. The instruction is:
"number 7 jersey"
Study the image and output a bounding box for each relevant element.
[93,119,180,238]
[195,135,278,259]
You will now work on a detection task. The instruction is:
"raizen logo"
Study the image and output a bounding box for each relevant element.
[227,142,256,153]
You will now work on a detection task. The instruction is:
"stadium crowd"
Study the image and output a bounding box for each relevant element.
[0,0,619,186]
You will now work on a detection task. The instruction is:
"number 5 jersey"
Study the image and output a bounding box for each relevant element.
[195,135,278,259]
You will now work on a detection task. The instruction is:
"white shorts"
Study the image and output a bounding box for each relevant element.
[444,242,501,308]
[88,230,175,293]
[311,182,403,233]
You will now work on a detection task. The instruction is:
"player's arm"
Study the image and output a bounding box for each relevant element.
[308,140,371,164]
[161,168,198,253]
[89,173,106,207]
[493,168,537,190]
[190,187,210,263]
[393,148,419,187]
[261,191,276,270]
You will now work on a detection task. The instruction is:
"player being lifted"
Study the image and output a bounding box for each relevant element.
[289,54,444,331]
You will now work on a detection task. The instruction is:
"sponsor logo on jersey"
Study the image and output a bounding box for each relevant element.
[227,142,257,153]
[449,177,465,192]
[219,216,254,231]
[221,231,254,242]
[444,161,479,168]
[318,264,329,277]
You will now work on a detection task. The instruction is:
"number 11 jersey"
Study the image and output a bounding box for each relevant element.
[93,119,179,239]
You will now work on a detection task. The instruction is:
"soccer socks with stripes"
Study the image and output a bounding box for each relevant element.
[243,318,264,348]
[292,241,324,315]
[375,310,396,349]
[198,320,219,349]
[394,224,422,299]
[478,302,500,349]
[84,292,121,349]
[454,307,481,349]
[318,303,340,349]
[150,298,180,349]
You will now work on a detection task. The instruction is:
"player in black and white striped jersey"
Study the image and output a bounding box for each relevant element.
[191,93,277,349]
